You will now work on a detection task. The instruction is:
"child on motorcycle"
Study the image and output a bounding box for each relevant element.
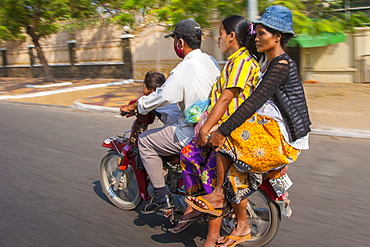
[141,71,181,126]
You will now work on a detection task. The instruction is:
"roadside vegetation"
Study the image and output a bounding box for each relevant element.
[0,0,368,82]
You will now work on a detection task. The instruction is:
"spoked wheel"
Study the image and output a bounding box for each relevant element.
[99,150,142,210]
[221,188,281,246]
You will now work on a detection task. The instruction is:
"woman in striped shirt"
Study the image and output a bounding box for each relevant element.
[169,15,261,247]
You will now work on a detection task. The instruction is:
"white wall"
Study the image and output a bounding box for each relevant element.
[301,27,370,83]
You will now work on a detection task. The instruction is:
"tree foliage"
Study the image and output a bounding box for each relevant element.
[99,0,367,35]
[267,0,369,35]
[0,0,368,81]
[0,0,97,82]
[0,0,98,41]
[152,0,218,29]
[90,0,165,26]
[69,0,98,19]
[216,0,247,18]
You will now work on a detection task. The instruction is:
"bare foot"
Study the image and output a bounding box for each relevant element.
[202,217,223,247]
[187,187,226,210]
[203,236,220,247]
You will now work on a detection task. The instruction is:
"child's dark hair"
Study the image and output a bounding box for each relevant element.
[144,71,166,90]
[222,15,262,60]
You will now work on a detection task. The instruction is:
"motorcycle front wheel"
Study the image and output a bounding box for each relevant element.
[99,150,142,210]
[221,188,281,246]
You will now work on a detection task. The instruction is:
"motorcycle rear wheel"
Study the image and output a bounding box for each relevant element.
[99,150,142,210]
[221,188,281,246]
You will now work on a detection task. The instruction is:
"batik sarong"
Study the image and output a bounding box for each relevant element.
[220,112,301,203]
[180,138,217,196]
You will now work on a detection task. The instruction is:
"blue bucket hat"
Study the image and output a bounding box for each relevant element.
[254,5,294,35]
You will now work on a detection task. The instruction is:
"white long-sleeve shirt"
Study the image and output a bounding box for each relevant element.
[137,49,220,145]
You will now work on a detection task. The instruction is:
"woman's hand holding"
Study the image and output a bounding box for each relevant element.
[208,129,226,152]
[196,128,210,147]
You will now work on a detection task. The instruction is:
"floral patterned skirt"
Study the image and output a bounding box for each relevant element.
[180,138,217,196]
[220,112,301,203]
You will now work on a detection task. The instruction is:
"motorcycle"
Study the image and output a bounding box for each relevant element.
[99,100,294,246]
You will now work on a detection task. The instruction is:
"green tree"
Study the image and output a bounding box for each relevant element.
[131,0,368,34]
[0,25,12,41]
[91,0,164,27]
[264,0,369,34]
[152,0,248,28]
[70,0,98,19]
[0,0,96,82]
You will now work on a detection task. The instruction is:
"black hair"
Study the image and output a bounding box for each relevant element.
[222,15,261,60]
[144,71,166,90]
[263,25,294,46]
[175,32,202,49]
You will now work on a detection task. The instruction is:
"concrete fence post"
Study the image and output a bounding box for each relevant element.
[119,34,134,64]
[27,45,35,66]
[67,40,77,65]
[1,48,8,77]
[120,34,134,79]
[1,48,7,67]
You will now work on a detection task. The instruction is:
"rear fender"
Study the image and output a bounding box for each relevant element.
[259,179,279,201]
[260,166,290,201]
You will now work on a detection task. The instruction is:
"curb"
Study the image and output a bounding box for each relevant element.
[2,79,370,140]
[311,127,370,139]
[0,79,134,100]
[71,101,370,140]
[73,100,120,114]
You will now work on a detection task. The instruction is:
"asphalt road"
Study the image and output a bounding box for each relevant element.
[1,102,369,247]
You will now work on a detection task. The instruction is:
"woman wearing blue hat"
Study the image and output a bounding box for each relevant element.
[186,5,311,246]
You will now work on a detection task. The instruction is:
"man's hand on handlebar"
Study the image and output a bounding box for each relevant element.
[120,103,136,117]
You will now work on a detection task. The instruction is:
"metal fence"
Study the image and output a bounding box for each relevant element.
[1,17,124,67]
[57,18,113,32]
[76,40,123,64]
[35,44,70,65]
[6,47,29,66]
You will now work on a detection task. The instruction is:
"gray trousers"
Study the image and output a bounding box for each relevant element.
[138,125,184,188]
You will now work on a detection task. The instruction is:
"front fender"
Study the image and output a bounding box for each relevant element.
[102,136,128,153]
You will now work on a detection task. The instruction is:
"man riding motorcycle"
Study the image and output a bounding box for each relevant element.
[119,19,220,214]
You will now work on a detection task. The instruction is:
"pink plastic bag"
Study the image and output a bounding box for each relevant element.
[194,111,210,139]
[193,111,219,140]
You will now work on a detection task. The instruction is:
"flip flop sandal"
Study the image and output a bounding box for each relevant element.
[209,204,232,219]
[217,233,251,247]
[167,213,203,234]
[184,196,224,217]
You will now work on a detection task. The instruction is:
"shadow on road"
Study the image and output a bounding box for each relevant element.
[92,180,113,205]
[134,211,208,246]
[92,179,207,246]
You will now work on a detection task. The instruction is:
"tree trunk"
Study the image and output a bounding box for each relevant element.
[26,26,56,83]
